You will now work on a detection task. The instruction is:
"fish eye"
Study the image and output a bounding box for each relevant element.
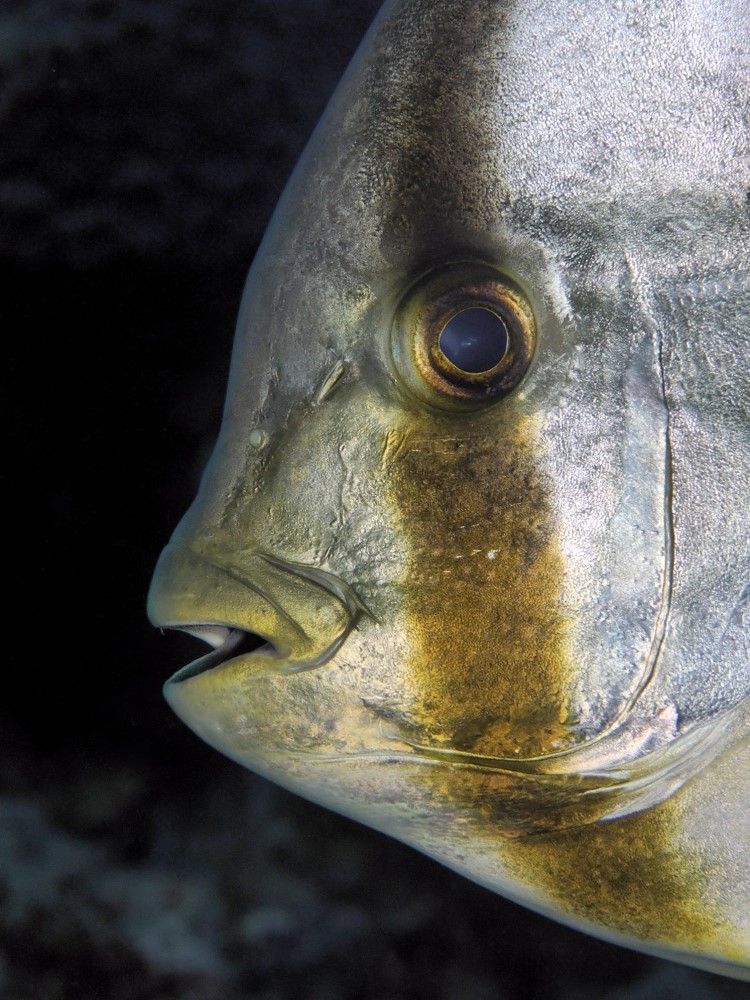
[437,308,508,373]
[391,263,536,410]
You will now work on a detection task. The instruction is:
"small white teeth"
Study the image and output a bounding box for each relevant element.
[177,625,232,649]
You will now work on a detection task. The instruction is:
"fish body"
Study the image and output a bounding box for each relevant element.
[149,0,750,977]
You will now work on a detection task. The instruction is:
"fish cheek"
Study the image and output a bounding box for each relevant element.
[386,413,575,758]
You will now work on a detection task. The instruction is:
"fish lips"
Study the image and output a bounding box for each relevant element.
[148,541,371,684]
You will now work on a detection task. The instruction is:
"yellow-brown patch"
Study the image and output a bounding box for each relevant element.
[505,792,736,957]
[383,401,740,960]
[385,407,574,758]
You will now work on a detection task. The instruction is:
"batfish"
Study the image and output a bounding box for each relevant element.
[149,0,750,977]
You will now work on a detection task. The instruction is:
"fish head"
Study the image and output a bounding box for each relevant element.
[148,0,750,849]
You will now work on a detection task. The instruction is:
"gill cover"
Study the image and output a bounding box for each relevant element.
[149,0,750,978]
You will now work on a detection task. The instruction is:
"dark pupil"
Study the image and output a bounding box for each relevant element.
[438,308,508,373]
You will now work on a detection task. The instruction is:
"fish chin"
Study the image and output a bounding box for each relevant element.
[162,637,738,841]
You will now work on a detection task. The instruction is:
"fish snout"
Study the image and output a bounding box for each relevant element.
[148,542,368,683]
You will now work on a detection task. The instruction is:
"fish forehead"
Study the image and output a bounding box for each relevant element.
[222,0,749,405]
[285,0,748,260]
[380,0,749,198]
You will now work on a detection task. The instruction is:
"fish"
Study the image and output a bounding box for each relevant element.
[148,0,750,978]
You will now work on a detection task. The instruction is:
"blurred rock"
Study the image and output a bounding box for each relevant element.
[49,765,147,835]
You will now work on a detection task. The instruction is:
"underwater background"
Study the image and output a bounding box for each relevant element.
[3,1,748,997]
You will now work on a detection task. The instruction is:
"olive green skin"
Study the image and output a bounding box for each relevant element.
[149,0,750,977]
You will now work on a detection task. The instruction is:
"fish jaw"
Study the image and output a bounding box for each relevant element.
[149,544,396,774]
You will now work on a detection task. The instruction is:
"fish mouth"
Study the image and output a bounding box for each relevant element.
[148,544,373,684]
[166,625,280,683]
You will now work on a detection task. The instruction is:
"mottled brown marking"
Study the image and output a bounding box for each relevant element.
[385,404,737,958]
[505,793,739,958]
[386,408,574,758]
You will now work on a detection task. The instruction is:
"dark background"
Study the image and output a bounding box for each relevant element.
[2,1,747,997]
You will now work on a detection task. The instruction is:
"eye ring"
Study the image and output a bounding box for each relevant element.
[391,262,537,410]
